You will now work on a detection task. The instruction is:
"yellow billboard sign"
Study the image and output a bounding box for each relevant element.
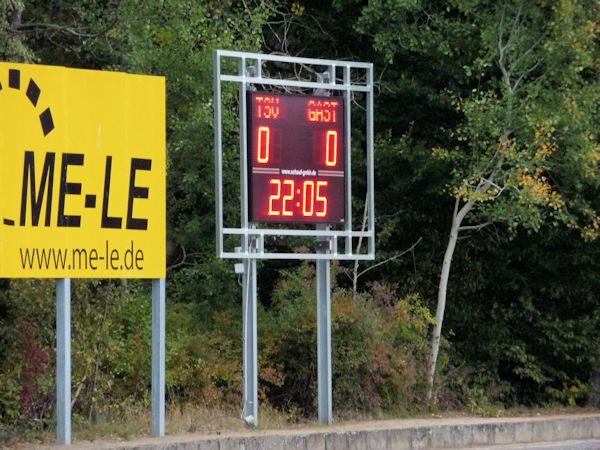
[0,63,165,278]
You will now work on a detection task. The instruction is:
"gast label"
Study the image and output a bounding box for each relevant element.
[0,62,166,278]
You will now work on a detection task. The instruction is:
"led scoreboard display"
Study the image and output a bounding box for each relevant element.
[247,91,345,224]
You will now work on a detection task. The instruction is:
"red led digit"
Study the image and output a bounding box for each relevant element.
[257,126,270,163]
[302,180,315,216]
[316,181,328,217]
[282,179,294,216]
[325,130,338,167]
[267,178,281,216]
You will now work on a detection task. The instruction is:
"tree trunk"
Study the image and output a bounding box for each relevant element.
[352,194,369,302]
[10,4,23,33]
[426,200,472,403]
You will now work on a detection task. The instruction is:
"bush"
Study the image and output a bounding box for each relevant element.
[0,280,155,430]
[166,302,243,407]
[259,263,435,417]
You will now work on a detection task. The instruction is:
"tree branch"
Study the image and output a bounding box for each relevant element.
[458,221,493,232]
[16,22,99,38]
[497,3,526,94]
[352,193,370,300]
[512,58,543,92]
[452,196,460,220]
[511,34,544,72]
[167,244,187,271]
[498,8,511,92]
[455,200,474,225]
[356,237,422,279]
[477,177,502,191]
[10,4,23,33]
[13,1,122,39]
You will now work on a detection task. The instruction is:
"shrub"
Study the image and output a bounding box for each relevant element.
[0,280,155,429]
[259,263,435,416]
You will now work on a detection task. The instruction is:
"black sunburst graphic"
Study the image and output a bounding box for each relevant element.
[1,67,56,226]
[2,68,55,136]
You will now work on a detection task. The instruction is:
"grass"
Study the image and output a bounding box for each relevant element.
[3,403,599,448]
[1,402,313,448]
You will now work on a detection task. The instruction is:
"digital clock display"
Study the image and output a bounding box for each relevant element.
[247,91,345,224]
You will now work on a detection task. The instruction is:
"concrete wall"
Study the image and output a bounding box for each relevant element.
[63,414,600,450]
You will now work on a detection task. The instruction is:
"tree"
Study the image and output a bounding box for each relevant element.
[445,225,600,407]
[1,0,32,61]
[356,0,600,401]
[1,0,124,66]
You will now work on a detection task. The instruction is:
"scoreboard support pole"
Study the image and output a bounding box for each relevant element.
[316,229,333,424]
[242,258,259,427]
[315,71,333,424]
[56,278,71,445]
[316,259,333,424]
[152,278,166,437]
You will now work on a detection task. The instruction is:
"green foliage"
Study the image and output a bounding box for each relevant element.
[358,0,600,236]
[353,0,599,405]
[260,263,435,416]
[0,0,34,61]
[166,301,243,407]
[0,280,54,428]
[444,226,600,407]
[1,0,123,65]
[0,280,154,430]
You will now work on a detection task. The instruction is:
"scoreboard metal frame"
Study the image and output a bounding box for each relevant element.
[214,50,374,261]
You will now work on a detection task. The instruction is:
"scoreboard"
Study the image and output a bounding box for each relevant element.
[247,91,345,224]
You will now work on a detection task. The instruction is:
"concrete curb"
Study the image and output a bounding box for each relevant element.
[40,414,600,449]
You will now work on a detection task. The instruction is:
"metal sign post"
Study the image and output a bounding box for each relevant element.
[214,50,374,427]
[316,259,332,424]
[152,278,166,437]
[55,279,166,445]
[314,75,333,425]
[56,278,71,445]
[242,258,258,426]
[316,228,333,424]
